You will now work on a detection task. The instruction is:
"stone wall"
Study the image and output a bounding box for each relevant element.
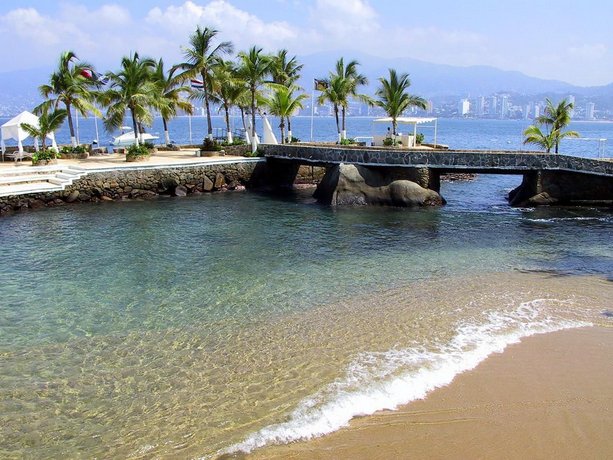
[0,161,268,215]
[260,144,613,177]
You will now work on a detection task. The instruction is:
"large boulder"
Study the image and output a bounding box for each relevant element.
[314,164,445,207]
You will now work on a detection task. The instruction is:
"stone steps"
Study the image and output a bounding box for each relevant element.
[0,166,88,197]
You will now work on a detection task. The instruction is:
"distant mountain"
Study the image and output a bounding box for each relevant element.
[296,51,611,99]
[1,53,612,116]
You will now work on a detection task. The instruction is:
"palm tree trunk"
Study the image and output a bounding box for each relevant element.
[393,119,398,137]
[65,102,77,147]
[130,107,139,146]
[250,86,256,141]
[341,106,347,140]
[224,104,232,143]
[202,71,213,140]
[163,117,170,145]
[334,104,340,143]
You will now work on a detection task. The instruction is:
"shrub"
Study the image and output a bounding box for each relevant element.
[143,141,156,151]
[32,148,59,162]
[202,138,222,151]
[383,137,394,146]
[243,149,263,157]
[416,133,425,145]
[126,143,150,160]
[340,138,356,145]
[290,136,300,143]
[60,144,88,154]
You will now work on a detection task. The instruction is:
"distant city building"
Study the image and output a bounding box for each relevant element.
[524,104,531,119]
[489,95,498,116]
[586,102,595,120]
[500,95,509,119]
[425,100,434,114]
[474,96,485,116]
[459,98,470,116]
[533,103,541,119]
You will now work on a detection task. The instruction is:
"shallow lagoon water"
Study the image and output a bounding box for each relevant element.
[1,119,612,457]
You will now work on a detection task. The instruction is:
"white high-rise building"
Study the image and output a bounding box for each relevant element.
[500,95,509,119]
[474,96,485,116]
[489,95,498,115]
[586,102,595,120]
[459,98,470,116]
[533,104,540,119]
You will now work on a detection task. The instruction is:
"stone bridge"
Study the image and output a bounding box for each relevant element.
[258,144,613,206]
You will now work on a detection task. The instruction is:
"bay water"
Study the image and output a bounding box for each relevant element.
[0,118,612,458]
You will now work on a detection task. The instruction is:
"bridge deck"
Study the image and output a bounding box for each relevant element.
[260,144,613,177]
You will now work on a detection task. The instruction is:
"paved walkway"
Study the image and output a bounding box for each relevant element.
[0,148,251,172]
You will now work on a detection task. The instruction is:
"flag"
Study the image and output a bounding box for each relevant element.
[190,79,204,90]
[314,78,328,91]
[80,68,109,85]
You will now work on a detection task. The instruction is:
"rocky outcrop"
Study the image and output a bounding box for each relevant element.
[509,170,613,207]
[314,164,445,207]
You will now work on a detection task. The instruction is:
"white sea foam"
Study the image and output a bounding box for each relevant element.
[219,299,591,456]
[525,216,609,223]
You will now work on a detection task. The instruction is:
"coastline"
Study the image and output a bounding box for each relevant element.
[248,325,613,459]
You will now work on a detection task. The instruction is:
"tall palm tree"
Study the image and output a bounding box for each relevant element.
[20,108,67,151]
[331,58,369,140]
[102,52,157,146]
[209,59,246,143]
[536,98,579,153]
[236,46,272,147]
[270,50,303,137]
[174,26,233,141]
[36,51,100,147]
[375,69,427,137]
[316,76,344,141]
[152,59,192,145]
[522,124,555,153]
[266,85,307,143]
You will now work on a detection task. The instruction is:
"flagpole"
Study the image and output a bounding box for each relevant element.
[188,109,193,144]
[94,113,99,145]
[310,79,315,142]
[75,108,80,145]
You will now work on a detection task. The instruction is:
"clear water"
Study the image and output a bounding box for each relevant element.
[1,119,612,458]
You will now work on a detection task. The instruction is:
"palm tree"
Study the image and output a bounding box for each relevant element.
[174,26,233,141]
[536,98,579,153]
[266,85,307,143]
[36,51,100,147]
[316,76,344,141]
[152,59,192,145]
[331,58,369,140]
[522,124,555,153]
[102,52,157,146]
[20,108,67,151]
[209,59,245,143]
[270,49,303,87]
[375,68,427,137]
[270,50,303,137]
[236,46,272,148]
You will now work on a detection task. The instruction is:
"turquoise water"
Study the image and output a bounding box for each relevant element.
[1,118,612,457]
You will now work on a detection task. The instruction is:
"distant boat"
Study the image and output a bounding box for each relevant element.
[111,127,159,146]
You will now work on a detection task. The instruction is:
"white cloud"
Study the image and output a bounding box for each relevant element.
[145,0,298,51]
[568,43,607,60]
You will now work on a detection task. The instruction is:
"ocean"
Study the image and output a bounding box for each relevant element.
[0,118,612,458]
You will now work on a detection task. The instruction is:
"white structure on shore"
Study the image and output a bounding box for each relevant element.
[586,102,595,120]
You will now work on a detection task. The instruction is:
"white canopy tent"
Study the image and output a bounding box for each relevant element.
[1,111,58,161]
[373,117,437,147]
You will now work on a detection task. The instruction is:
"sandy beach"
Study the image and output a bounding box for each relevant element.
[249,325,613,459]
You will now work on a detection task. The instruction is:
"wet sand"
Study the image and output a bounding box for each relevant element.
[250,326,613,459]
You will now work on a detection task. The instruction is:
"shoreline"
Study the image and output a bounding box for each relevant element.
[248,325,613,459]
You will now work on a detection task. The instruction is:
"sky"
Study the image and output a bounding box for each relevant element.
[1,0,611,86]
